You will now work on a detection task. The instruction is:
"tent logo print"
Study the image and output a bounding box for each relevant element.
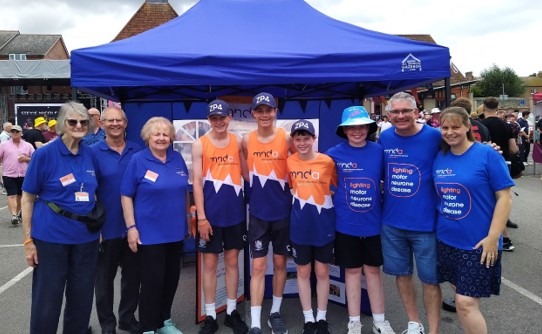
[401,53,422,72]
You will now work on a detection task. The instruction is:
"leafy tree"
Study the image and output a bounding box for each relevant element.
[472,65,524,97]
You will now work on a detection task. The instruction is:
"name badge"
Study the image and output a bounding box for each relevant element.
[60,173,76,187]
[144,170,159,182]
[75,191,90,202]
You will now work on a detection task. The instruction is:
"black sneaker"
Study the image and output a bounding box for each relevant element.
[302,322,317,334]
[506,220,518,228]
[11,215,19,226]
[502,240,515,252]
[199,316,219,334]
[442,297,457,312]
[224,310,248,334]
[316,320,330,334]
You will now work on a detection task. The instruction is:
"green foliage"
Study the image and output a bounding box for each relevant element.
[473,65,524,97]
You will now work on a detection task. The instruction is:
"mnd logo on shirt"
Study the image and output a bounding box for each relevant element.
[435,183,471,220]
[387,163,420,197]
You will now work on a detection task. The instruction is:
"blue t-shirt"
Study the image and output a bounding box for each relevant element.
[433,142,514,250]
[120,147,189,245]
[22,138,99,244]
[326,141,383,237]
[379,125,441,232]
[91,140,142,239]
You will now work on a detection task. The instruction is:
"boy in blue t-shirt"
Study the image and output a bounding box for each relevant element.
[287,119,337,334]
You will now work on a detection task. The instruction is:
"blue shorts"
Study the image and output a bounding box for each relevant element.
[437,240,501,298]
[381,224,438,284]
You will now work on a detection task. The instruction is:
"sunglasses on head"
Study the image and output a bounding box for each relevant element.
[66,119,89,127]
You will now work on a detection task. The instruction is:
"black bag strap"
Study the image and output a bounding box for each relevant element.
[43,200,94,224]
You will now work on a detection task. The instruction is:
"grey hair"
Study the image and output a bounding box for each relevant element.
[3,122,12,130]
[388,92,417,109]
[56,101,90,135]
[101,106,127,121]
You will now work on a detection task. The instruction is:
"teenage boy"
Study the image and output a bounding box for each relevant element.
[193,99,249,334]
[326,107,395,334]
[242,92,292,334]
[287,119,337,334]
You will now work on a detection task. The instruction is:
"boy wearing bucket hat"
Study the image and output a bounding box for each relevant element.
[43,119,58,142]
[325,106,395,334]
[287,119,336,334]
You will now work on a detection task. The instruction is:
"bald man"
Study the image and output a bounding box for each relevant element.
[82,108,106,145]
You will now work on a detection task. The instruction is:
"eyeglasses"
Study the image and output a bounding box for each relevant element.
[388,109,415,115]
[66,119,89,127]
[103,118,125,124]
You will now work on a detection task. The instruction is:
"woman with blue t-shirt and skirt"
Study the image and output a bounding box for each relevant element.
[433,107,514,334]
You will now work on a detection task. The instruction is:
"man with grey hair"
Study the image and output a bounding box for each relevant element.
[0,122,12,143]
[378,91,442,334]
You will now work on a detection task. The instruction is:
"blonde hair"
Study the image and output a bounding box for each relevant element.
[140,117,175,146]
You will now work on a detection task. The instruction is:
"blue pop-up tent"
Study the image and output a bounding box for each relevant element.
[71,0,450,102]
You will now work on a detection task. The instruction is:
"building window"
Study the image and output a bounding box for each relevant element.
[9,54,27,60]
[11,86,28,94]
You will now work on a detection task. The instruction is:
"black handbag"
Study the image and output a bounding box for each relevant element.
[509,153,525,179]
[45,200,106,233]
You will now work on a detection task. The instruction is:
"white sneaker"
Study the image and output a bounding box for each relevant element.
[401,321,424,334]
[347,321,363,334]
[373,320,396,334]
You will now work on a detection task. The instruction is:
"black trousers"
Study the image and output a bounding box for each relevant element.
[520,141,531,162]
[95,237,140,331]
[138,241,183,332]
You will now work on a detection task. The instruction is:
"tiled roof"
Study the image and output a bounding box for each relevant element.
[0,30,19,49]
[398,34,468,85]
[112,0,178,41]
[0,32,62,56]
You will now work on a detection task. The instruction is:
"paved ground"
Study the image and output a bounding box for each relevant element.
[1,165,542,333]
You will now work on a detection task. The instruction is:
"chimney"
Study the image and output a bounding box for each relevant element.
[465,72,474,81]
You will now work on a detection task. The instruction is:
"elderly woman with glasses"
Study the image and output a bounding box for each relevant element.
[21,101,100,334]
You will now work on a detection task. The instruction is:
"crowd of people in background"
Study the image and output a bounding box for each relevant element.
[2,91,525,334]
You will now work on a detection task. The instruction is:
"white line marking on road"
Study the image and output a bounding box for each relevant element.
[0,244,23,248]
[0,205,7,211]
[0,267,33,295]
[502,277,542,306]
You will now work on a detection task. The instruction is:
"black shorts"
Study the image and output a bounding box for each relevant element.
[334,232,383,268]
[2,176,24,196]
[290,241,334,265]
[248,214,290,258]
[196,222,246,254]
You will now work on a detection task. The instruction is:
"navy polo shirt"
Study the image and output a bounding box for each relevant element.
[91,139,142,239]
[120,147,189,245]
[22,138,99,244]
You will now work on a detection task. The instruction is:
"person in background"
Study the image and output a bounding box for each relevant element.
[0,121,13,195]
[22,116,47,149]
[21,101,99,334]
[92,107,142,334]
[287,119,337,334]
[427,108,441,128]
[0,124,34,225]
[326,107,395,334]
[121,117,190,334]
[82,108,106,145]
[242,92,292,334]
[517,110,531,164]
[43,119,58,142]
[433,107,513,334]
[480,97,518,251]
[376,115,392,140]
[192,99,249,334]
[0,122,12,142]
[378,92,442,334]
